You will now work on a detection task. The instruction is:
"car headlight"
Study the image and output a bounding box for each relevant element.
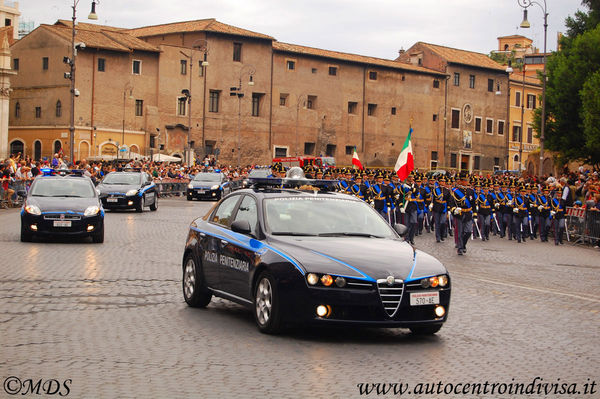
[188,183,194,189]
[84,206,100,216]
[25,204,41,215]
[438,275,449,287]
[307,273,319,285]
[126,189,138,196]
[211,184,219,190]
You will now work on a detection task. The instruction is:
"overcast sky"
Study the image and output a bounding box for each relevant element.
[20,0,584,59]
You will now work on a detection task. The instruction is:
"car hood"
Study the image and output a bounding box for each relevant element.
[97,183,138,194]
[190,180,221,187]
[268,236,445,282]
[26,196,100,213]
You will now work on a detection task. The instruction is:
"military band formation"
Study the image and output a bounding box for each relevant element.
[271,163,568,256]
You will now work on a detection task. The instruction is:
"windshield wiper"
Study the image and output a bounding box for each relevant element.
[271,232,318,236]
[52,195,83,197]
[318,232,384,238]
[32,194,48,197]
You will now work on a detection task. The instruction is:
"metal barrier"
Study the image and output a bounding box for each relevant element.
[565,207,600,245]
[154,179,189,197]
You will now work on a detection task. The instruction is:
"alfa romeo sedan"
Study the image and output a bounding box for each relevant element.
[181,177,450,335]
[187,172,231,201]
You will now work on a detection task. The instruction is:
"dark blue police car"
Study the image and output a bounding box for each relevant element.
[97,169,158,212]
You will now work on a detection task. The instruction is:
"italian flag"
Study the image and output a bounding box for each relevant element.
[352,146,364,170]
[394,127,414,181]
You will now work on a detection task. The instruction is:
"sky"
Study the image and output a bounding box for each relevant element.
[19,0,584,59]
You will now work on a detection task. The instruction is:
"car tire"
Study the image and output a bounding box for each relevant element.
[182,254,212,308]
[409,324,442,335]
[92,225,104,243]
[20,224,32,242]
[187,196,193,201]
[149,195,158,211]
[136,196,144,212]
[253,271,282,334]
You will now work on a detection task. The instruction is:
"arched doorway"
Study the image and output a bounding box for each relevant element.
[10,140,24,156]
[79,141,90,159]
[513,154,519,171]
[34,140,42,160]
[53,140,62,155]
[542,158,553,176]
[527,161,535,176]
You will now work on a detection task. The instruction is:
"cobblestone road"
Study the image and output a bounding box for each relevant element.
[1,198,598,398]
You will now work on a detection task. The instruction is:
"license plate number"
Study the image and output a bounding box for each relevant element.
[410,291,439,306]
[196,190,205,194]
[107,198,118,203]
[53,220,72,227]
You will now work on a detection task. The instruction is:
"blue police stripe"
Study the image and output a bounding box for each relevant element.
[308,250,375,282]
[405,253,419,282]
[138,183,156,196]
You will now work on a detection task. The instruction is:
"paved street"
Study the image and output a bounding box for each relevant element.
[1,198,599,399]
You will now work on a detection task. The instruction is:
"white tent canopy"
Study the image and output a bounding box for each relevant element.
[153,153,182,162]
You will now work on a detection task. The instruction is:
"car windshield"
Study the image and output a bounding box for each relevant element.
[264,197,395,238]
[102,173,141,185]
[248,169,271,178]
[30,178,95,198]
[193,173,221,182]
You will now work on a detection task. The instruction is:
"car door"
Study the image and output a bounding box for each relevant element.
[218,194,260,300]
[142,173,156,205]
[206,194,242,289]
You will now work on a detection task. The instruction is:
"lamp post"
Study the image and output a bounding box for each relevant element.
[64,0,99,165]
[230,64,255,166]
[519,64,526,172]
[122,82,133,159]
[295,94,307,156]
[518,0,547,178]
[180,39,209,165]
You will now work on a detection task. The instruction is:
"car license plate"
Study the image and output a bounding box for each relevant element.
[107,198,118,203]
[53,220,72,227]
[410,291,439,306]
[196,190,205,194]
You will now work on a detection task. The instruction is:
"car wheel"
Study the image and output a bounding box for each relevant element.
[20,224,32,242]
[92,224,104,243]
[253,271,282,334]
[149,195,158,211]
[187,196,193,201]
[136,196,144,212]
[409,324,442,335]
[182,255,212,308]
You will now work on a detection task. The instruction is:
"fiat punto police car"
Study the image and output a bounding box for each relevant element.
[182,171,450,335]
[97,169,158,212]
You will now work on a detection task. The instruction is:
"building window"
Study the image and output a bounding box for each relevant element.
[15,102,20,118]
[5,18,11,26]
[307,95,316,110]
[430,151,438,169]
[326,144,336,157]
[391,107,396,115]
[487,79,494,92]
[450,153,457,168]
[498,120,505,135]
[451,109,460,129]
[98,58,105,72]
[474,155,481,170]
[286,60,295,70]
[486,118,494,134]
[513,126,521,142]
[433,114,438,121]
[233,43,242,62]
[279,93,288,106]
[433,79,440,88]
[469,75,475,89]
[494,157,500,171]
[453,72,460,86]
[209,90,220,113]
[348,101,357,114]
[252,93,263,117]
[12,58,18,70]
[527,126,533,143]
[274,147,287,157]
[135,100,143,116]
[475,117,482,133]
[369,71,377,80]
[35,106,41,118]
[311,68,317,74]
[328,66,337,76]
[515,91,521,107]
[42,57,48,70]
[55,100,61,117]
[527,94,536,109]
[177,97,186,116]
[304,142,315,155]
[367,103,377,116]
[180,60,187,75]
[345,146,354,155]
[198,60,205,77]
[149,135,156,149]
[132,60,141,75]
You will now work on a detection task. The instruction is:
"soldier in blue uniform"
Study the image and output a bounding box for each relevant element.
[432,176,449,243]
[512,184,529,243]
[371,171,388,219]
[420,174,432,234]
[475,182,492,241]
[526,184,538,239]
[537,185,552,242]
[501,182,515,239]
[550,187,566,245]
[449,171,474,255]
[402,173,418,244]
[350,172,366,201]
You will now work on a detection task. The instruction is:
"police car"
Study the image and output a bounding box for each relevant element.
[96,169,158,212]
[182,169,450,335]
[20,168,104,243]
[186,172,231,201]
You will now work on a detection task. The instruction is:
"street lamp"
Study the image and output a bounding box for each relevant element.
[230,64,255,166]
[64,0,99,165]
[122,82,133,159]
[295,94,307,156]
[518,0,548,178]
[179,39,209,165]
[519,63,526,172]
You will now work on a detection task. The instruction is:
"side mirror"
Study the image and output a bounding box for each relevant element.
[17,190,27,198]
[96,189,101,196]
[143,181,151,186]
[394,223,408,237]
[231,219,251,235]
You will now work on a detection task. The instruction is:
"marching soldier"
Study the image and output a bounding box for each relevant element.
[402,173,418,244]
[350,172,366,201]
[526,184,539,239]
[501,182,515,240]
[513,184,529,243]
[449,171,474,255]
[475,182,492,241]
[391,174,404,225]
[371,171,388,219]
[537,185,552,242]
[550,187,566,245]
[415,174,426,235]
[432,176,449,243]
[420,175,433,234]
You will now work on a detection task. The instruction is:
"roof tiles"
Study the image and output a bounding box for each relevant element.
[125,19,274,41]
[415,42,506,71]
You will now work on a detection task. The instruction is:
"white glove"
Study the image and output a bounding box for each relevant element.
[513,208,519,214]
[538,205,544,212]
[495,203,500,209]
[453,207,461,215]
[551,210,556,216]
[428,203,433,211]
[508,200,514,206]
[400,207,405,214]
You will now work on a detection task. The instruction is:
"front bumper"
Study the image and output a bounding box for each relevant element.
[187,188,221,200]
[21,212,104,237]
[100,194,141,209]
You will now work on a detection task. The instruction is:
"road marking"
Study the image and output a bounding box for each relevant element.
[453,272,600,303]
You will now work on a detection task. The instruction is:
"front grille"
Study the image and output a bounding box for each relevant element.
[377,279,404,317]
[43,214,82,221]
